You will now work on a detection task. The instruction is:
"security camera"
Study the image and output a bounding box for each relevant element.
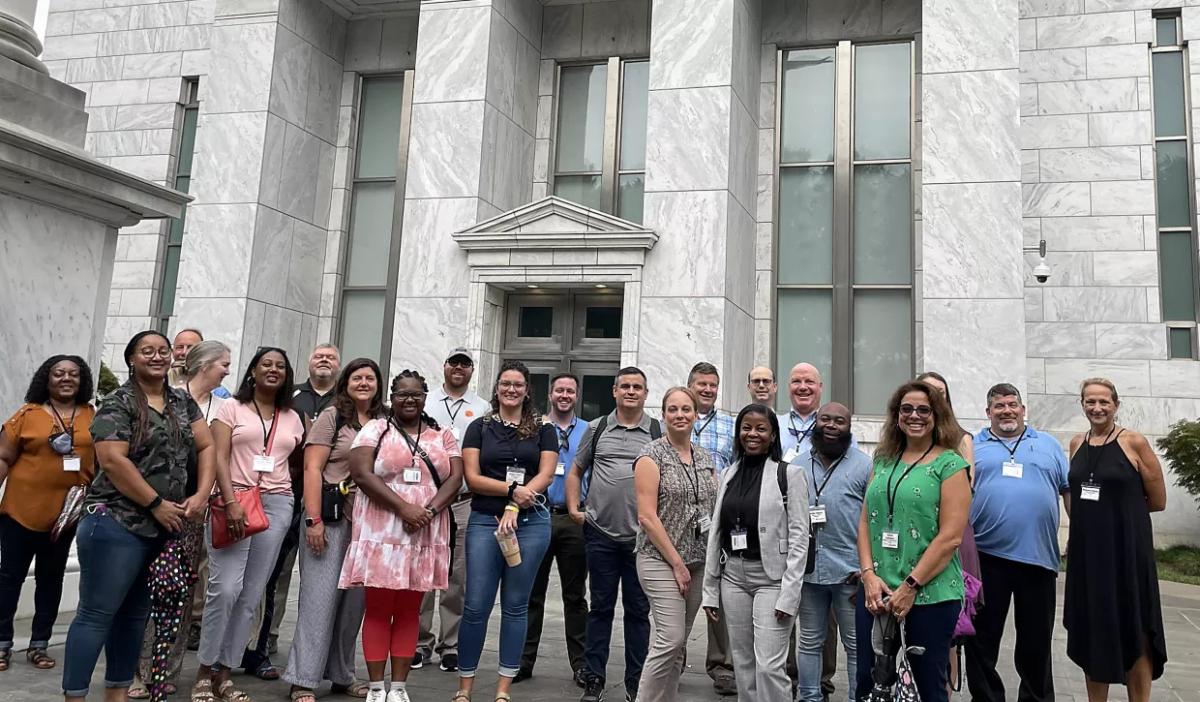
[1032,260,1051,284]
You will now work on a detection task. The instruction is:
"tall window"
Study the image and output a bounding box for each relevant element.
[553,58,648,222]
[155,77,199,331]
[774,41,914,413]
[1151,13,1199,359]
[338,73,412,372]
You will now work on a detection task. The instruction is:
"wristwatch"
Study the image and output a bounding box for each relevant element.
[904,574,923,590]
[305,516,322,528]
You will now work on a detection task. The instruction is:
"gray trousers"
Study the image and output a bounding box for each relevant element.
[282,516,364,688]
[417,498,469,657]
[720,556,793,702]
[198,492,294,668]
[636,553,703,702]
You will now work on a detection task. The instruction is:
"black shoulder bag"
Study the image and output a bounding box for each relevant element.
[320,414,353,523]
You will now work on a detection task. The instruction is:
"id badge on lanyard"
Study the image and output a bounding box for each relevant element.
[404,463,422,483]
[1080,481,1101,501]
[809,505,827,524]
[555,462,566,476]
[253,454,274,473]
[882,530,900,549]
[730,527,748,551]
[505,467,526,485]
[63,454,81,472]
[1002,460,1023,479]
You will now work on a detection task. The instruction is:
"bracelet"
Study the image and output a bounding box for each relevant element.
[146,495,163,511]
[860,566,875,575]
[507,482,518,499]
[504,503,520,513]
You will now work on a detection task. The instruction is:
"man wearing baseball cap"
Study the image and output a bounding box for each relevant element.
[415,347,492,672]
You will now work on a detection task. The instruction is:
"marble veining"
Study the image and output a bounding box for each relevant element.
[1038,145,1141,182]
[1026,321,1097,358]
[413,5,491,104]
[1020,115,1088,150]
[1023,182,1090,217]
[641,190,728,298]
[247,206,294,307]
[405,101,485,200]
[924,70,1020,184]
[1037,77,1138,114]
[924,183,1024,299]
[644,86,731,193]
[923,298,1027,422]
[1042,285,1147,322]
[1036,12,1136,49]
[923,0,1018,74]
[1019,48,1087,83]
[648,0,734,91]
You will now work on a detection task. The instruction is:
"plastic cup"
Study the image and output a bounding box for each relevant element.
[495,529,521,567]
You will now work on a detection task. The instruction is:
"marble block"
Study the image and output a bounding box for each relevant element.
[922,298,1027,421]
[641,190,729,298]
[923,70,1020,185]
[923,0,1018,74]
[648,0,734,91]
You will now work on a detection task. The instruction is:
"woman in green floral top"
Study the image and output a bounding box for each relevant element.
[633,387,718,702]
[856,380,971,702]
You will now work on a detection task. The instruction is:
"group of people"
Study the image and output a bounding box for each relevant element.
[0,327,1171,702]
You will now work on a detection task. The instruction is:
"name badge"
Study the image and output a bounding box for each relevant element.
[555,462,566,476]
[451,426,461,441]
[1081,482,1101,502]
[697,515,712,534]
[63,455,81,473]
[782,447,799,463]
[882,531,900,549]
[403,468,422,484]
[253,454,274,473]
[730,527,748,551]
[1002,461,1023,479]
[505,467,525,485]
[809,506,827,524]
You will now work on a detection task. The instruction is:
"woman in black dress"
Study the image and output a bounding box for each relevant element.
[1065,378,1167,702]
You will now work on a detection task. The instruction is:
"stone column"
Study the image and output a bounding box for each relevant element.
[390,0,541,380]
[639,0,760,407]
[921,0,1024,422]
[0,0,45,73]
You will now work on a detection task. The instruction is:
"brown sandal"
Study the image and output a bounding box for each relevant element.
[25,647,55,669]
[0,648,10,671]
[216,679,251,702]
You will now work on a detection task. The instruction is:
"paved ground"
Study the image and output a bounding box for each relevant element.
[5,577,1200,701]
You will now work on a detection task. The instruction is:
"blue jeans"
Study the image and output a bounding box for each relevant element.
[582,522,650,691]
[458,509,550,678]
[854,588,959,702]
[62,511,162,697]
[797,582,858,702]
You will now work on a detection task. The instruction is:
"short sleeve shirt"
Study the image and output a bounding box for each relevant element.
[575,412,661,543]
[87,380,203,538]
[462,417,557,517]
[692,411,735,474]
[1,403,97,531]
[635,438,718,567]
[864,450,968,605]
[307,406,375,484]
[351,417,461,485]
[214,401,305,494]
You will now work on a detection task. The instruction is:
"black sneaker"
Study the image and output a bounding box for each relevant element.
[439,653,459,672]
[186,624,201,651]
[624,687,637,702]
[512,668,532,683]
[410,652,425,670]
[713,673,737,696]
[573,668,588,688]
[580,677,604,702]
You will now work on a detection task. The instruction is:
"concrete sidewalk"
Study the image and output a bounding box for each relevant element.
[5,578,1200,701]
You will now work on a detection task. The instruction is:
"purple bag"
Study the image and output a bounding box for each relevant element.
[955,570,983,638]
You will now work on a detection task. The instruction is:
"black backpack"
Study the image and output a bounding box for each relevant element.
[581,414,663,496]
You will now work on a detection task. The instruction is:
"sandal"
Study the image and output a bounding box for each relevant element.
[289,689,317,702]
[25,647,55,669]
[495,695,512,702]
[451,692,471,702]
[128,678,150,699]
[216,679,252,702]
[0,648,9,671]
[331,680,370,698]
[191,679,215,701]
[252,660,280,681]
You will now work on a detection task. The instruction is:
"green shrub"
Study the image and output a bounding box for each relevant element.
[1158,420,1200,506]
[97,362,120,397]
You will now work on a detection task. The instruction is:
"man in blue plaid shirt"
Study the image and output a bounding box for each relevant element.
[687,361,739,695]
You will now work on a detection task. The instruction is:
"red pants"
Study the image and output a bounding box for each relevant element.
[363,588,424,663]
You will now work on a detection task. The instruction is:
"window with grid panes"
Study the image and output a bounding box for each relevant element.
[774,41,914,414]
[553,59,648,222]
[155,78,199,331]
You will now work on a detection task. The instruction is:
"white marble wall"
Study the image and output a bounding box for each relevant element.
[42,0,213,374]
[1019,3,1200,545]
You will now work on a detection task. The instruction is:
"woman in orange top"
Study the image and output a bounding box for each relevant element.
[0,355,97,673]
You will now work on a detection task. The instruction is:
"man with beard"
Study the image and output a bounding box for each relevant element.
[515,373,591,686]
[746,365,778,406]
[795,403,871,702]
[965,384,1069,702]
[419,347,492,671]
[241,344,341,678]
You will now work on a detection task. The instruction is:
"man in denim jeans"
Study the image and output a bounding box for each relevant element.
[566,367,661,702]
[796,403,871,702]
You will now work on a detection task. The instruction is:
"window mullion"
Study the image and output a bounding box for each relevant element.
[600,56,621,214]
[832,40,854,406]
[378,69,416,379]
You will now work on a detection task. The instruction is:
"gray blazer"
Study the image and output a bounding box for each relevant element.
[701,456,811,617]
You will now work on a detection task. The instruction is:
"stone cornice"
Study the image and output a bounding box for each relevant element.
[454,195,658,252]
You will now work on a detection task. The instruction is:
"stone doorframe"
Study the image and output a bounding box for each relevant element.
[453,196,659,387]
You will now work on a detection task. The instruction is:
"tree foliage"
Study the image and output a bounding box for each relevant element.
[1159,419,1200,506]
[97,362,120,397]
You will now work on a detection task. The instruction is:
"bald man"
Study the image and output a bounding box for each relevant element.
[780,363,824,462]
[747,365,778,405]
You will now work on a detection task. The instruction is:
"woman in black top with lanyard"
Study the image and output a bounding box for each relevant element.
[1065,378,1166,702]
[454,360,557,702]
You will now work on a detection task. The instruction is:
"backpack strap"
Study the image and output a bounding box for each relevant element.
[649,418,662,440]
[778,459,790,511]
[583,414,609,490]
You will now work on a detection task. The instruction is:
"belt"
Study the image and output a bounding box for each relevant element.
[549,504,571,515]
[454,491,474,504]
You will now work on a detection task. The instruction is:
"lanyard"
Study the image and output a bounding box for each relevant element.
[986,429,1026,460]
[188,382,215,421]
[252,399,279,455]
[676,444,701,505]
[558,419,578,453]
[693,412,717,441]
[788,412,813,440]
[1083,426,1116,481]
[397,418,423,460]
[442,396,465,424]
[810,453,846,501]
[885,444,935,524]
[49,402,77,434]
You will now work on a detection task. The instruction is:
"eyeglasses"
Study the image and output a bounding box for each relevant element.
[392,391,427,401]
[749,379,774,386]
[899,404,933,418]
[447,360,473,369]
[137,347,173,359]
[497,381,527,390]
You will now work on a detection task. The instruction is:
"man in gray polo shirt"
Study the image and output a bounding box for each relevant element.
[566,367,661,702]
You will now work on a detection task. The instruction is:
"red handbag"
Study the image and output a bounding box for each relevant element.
[209,486,269,549]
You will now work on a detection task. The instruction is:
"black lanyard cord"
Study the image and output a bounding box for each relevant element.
[558,419,578,453]
[674,444,701,505]
[49,402,77,434]
[443,397,465,424]
[397,418,424,460]
[252,399,276,454]
[986,429,1027,460]
[1083,426,1117,481]
[693,412,717,440]
[789,413,813,440]
[810,453,846,501]
[885,444,935,524]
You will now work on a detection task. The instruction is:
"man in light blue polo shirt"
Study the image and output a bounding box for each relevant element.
[795,403,871,702]
[965,383,1070,702]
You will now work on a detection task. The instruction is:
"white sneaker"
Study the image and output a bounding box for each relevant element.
[386,689,412,702]
[366,689,388,702]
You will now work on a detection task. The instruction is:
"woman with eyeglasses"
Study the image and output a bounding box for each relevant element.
[0,356,97,674]
[634,387,718,702]
[192,347,305,702]
[62,331,215,701]
[339,369,463,702]
[283,359,387,702]
[856,381,972,702]
[701,404,810,702]
[453,360,557,702]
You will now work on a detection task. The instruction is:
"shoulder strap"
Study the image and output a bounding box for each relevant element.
[412,432,444,490]
[584,415,609,487]
[778,459,790,510]
[650,418,662,440]
[330,411,346,451]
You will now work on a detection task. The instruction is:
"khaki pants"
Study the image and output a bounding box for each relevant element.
[636,553,703,702]
[417,498,469,657]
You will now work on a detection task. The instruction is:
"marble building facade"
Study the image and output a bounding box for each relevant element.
[36,0,1200,544]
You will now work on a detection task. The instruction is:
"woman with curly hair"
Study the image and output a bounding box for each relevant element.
[339,369,464,702]
[0,355,96,673]
[453,361,558,702]
[283,358,388,702]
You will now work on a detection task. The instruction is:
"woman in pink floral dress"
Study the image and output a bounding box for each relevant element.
[340,370,464,702]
